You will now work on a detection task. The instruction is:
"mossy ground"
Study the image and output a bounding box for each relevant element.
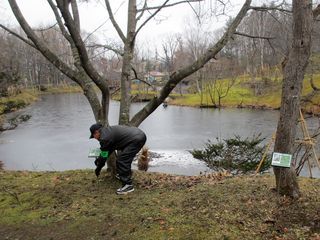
[1,170,320,240]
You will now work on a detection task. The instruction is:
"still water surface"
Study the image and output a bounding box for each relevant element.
[0,93,319,176]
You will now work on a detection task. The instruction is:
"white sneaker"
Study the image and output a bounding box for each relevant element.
[116,184,134,195]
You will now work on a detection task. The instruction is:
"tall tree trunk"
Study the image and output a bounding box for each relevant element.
[119,45,134,125]
[273,0,312,198]
[119,0,136,125]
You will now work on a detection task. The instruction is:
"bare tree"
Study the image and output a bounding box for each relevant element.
[160,34,181,74]
[214,77,235,108]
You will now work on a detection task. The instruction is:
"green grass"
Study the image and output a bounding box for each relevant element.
[0,89,39,115]
[1,170,320,239]
[170,74,320,111]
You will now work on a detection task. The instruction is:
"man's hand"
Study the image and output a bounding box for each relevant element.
[95,166,102,177]
[94,156,106,177]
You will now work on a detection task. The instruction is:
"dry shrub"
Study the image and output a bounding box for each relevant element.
[0,160,4,170]
[138,146,149,171]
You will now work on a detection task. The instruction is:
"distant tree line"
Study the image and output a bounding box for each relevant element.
[1,3,320,99]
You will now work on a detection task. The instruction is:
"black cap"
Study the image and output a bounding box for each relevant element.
[89,123,103,139]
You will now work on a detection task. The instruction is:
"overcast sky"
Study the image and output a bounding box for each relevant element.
[0,0,285,51]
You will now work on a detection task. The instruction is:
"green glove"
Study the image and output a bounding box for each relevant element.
[100,151,109,158]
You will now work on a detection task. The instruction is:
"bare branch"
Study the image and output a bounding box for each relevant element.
[85,1,126,43]
[249,6,291,14]
[47,0,72,41]
[137,0,203,12]
[0,24,35,48]
[216,0,230,16]
[111,87,120,96]
[105,0,126,43]
[234,31,275,40]
[34,23,58,32]
[87,43,124,56]
[136,0,147,22]
[187,0,201,21]
[83,19,109,43]
[131,66,153,87]
[133,78,153,87]
[235,28,279,59]
[131,65,139,79]
[135,0,170,40]
[250,0,290,13]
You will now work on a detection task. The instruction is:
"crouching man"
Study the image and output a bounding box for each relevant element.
[89,123,147,195]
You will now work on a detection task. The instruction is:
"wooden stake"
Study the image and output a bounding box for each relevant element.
[299,110,320,171]
[255,133,275,175]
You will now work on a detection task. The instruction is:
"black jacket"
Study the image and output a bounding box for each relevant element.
[99,125,146,153]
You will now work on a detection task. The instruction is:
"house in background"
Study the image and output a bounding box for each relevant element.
[144,71,168,84]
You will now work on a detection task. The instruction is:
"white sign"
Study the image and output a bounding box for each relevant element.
[271,152,292,168]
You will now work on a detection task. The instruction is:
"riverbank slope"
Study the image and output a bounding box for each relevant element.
[168,73,320,114]
[1,170,319,239]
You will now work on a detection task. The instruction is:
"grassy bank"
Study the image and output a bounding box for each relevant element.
[0,170,319,240]
[169,74,320,113]
[0,89,39,127]
[0,89,39,115]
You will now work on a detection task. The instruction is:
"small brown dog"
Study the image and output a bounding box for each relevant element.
[138,147,149,171]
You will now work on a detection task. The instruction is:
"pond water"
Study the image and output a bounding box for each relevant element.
[0,93,319,177]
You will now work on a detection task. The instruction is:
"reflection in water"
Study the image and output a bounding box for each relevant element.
[0,93,319,176]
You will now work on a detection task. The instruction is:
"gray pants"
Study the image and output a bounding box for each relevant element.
[116,133,146,185]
